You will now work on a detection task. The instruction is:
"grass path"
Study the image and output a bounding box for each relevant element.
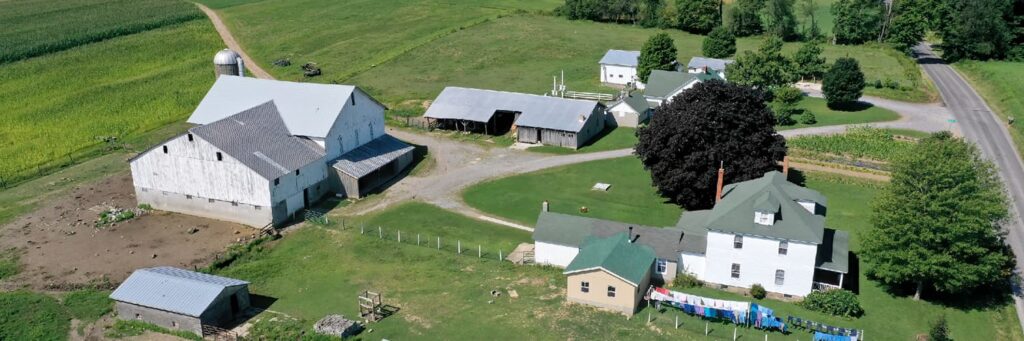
[194,3,272,79]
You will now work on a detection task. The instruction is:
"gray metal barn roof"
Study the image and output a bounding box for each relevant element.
[599,50,641,67]
[191,101,326,180]
[423,87,601,133]
[109,267,249,318]
[331,134,414,178]
[188,76,382,139]
[687,57,734,71]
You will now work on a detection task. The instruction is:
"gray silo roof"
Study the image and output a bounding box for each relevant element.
[423,87,601,133]
[189,76,382,139]
[213,49,241,65]
[190,101,326,180]
[109,267,249,317]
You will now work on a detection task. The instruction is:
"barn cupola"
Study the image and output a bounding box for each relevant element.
[753,191,780,226]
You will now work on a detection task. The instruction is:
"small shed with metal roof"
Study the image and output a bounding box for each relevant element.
[605,93,652,127]
[330,134,415,198]
[110,267,251,336]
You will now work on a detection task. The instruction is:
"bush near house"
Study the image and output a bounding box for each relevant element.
[799,289,864,317]
[750,284,767,299]
[671,273,703,288]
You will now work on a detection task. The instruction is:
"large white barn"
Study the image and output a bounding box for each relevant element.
[130,76,413,227]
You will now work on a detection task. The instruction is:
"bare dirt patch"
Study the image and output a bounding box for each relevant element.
[0,171,252,289]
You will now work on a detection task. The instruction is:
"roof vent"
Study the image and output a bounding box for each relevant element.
[578,114,586,122]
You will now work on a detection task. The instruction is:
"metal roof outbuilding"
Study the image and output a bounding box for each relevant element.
[110,267,249,318]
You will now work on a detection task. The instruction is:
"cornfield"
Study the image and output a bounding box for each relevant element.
[788,127,918,163]
[0,0,203,64]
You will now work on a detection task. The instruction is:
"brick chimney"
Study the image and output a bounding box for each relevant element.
[715,163,725,203]
[783,156,790,177]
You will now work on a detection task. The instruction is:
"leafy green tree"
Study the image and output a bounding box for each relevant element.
[760,0,798,40]
[729,0,765,36]
[676,0,722,34]
[771,86,804,125]
[797,0,822,40]
[636,80,786,209]
[703,26,737,58]
[937,0,1014,61]
[861,132,1014,300]
[886,0,928,53]
[831,0,884,44]
[726,36,799,89]
[639,0,666,27]
[637,33,679,83]
[821,57,865,108]
[792,41,826,81]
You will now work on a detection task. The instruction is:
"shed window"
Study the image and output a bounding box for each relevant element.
[171,321,178,328]
[778,241,788,255]
[295,169,300,176]
[162,145,168,154]
[581,281,590,293]
[775,269,785,285]
[607,286,616,297]
[135,313,142,320]
[208,198,215,203]
[274,178,280,186]
[656,259,667,274]
[733,235,743,249]
[216,152,223,161]
[187,133,193,142]
[255,205,261,210]
[731,263,741,279]
[186,195,193,199]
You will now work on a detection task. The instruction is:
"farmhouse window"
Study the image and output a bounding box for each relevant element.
[607,286,616,297]
[581,281,589,293]
[254,205,261,210]
[733,235,743,249]
[656,259,667,274]
[187,133,193,142]
[162,145,168,154]
[775,270,785,285]
[186,195,193,199]
[208,198,215,203]
[778,241,788,255]
[216,152,223,161]
[731,263,741,279]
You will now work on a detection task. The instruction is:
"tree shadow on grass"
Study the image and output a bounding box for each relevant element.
[870,273,1016,313]
[827,101,875,112]
[576,125,622,149]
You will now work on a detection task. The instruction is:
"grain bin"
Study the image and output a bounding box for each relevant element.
[213,49,245,77]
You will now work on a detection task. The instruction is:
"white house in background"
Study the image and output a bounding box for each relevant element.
[130,76,413,227]
[643,70,723,107]
[533,170,850,298]
[605,93,652,127]
[687,57,734,79]
[599,50,642,88]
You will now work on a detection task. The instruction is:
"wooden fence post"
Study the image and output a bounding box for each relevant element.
[417,234,421,246]
[478,245,481,258]
[437,237,440,250]
[378,226,382,239]
[499,250,502,261]
[397,230,401,243]
[458,240,462,254]
[675,315,679,329]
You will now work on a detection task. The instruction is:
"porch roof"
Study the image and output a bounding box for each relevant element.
[815,228,850,273]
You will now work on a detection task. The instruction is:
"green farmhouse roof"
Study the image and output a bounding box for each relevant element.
[644,70,722,100]
[564,233,655,286]
[533,211,706,258]
[815,229,850,273]
[613,93,650,113]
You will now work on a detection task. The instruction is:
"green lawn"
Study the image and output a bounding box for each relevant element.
[780,97,901,130]
[0,289,113,341]
[956,60,1024,161]
[529,127,638,154]
[0,20,221,187]
[463,157,682,227]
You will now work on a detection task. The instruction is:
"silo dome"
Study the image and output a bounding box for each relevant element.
[213,49,241,65]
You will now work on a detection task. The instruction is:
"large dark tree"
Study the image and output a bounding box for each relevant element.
[729,0,765,36]
[638,33,679,83]
[676,0,722,34]
[861,132,1014,300]
[635,81,787,209]
[703,26,737,58]
[822,57,865,108]
[831,0,885,44]
[936,0,1013,61]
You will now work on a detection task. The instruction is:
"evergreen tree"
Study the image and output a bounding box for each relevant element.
[821,57,865,108]
[937,0,1013,61]
[771,86,804,125]
[729,0,765,36]
[793,41,826,81]
[886,0,928,54]
[726,36,799,89]
[637,33,679,83]
[929,315,951,341]
[831,0,885,44]
[861,132,1014,300]
[760,0,798,40]
[703,26,737,58]
[635,80,787,209]
[676,0,722,34]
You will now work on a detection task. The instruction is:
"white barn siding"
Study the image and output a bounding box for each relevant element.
[269,160,330,218]
[325,89,387,159]
[703,231,817,297]
[535,241,579,267]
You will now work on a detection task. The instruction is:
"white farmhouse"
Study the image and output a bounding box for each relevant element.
[130,76,414,227]
[533,171,849,298]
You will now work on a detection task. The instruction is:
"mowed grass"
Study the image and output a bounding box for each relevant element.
[956,61,1024,159]
[0,0,203,63]
[463,157,682,227]
[201,0,561,82]
[0,21,222,185]
[348,15,927,103]
[779,97,901,130]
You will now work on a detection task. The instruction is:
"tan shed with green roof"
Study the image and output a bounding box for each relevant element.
[563,233,655,315]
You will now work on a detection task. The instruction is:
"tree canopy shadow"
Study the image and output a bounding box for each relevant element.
[827,101,875,112]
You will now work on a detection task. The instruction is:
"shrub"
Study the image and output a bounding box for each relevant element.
[671,273,703,288]
[873,79,883,88]
[771,86,804,126]
[799,289,864,317]
[929,315,951,341]
[822,57,866,108]
[800,112,817,125]
[750,284,767,299]
[703,26,737,58]
[885,79,900,89]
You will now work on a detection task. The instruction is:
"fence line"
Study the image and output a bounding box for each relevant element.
[352,222,510,262]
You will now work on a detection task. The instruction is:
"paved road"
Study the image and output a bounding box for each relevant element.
[915,44,1024,332]
[195,3,274,80]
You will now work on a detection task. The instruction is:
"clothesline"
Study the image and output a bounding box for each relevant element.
[646,286,787,332]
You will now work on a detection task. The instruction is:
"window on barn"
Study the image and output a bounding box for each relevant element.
[274,178,280,186]
[231,201,238,207]
[171,321,177,328]
[775,270,785,285]
[581,281,589,293]
[254,205,261,210]
[187,133,193,142]
[734,235,743,249]
[208,198,215,203]
[778,241,788,255]
[295,169,300,176]
[731,263,741,278]
[607,286,616,297]
[656,259,667,274]
[216,152,223,161]
[162,145,168,154]
[186,195,193,199]
[351,95,356,106]
[135,314,141,320]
